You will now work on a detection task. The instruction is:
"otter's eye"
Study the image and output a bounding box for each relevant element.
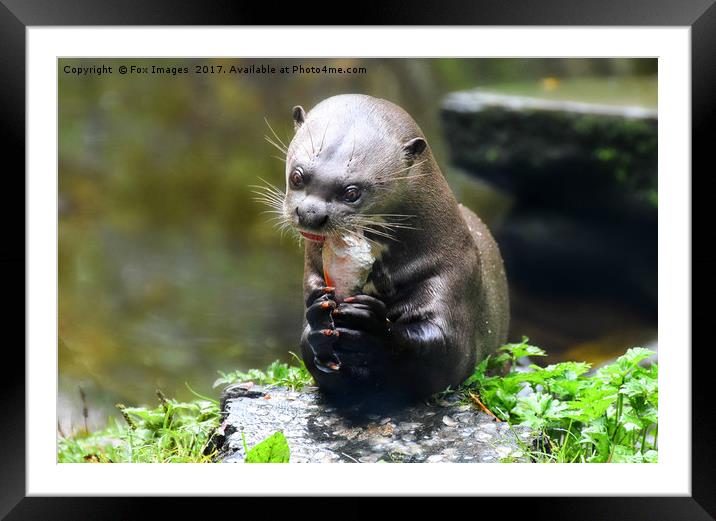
[289,169,304,189]
[343,186,361,203]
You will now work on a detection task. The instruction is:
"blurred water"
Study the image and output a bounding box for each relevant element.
[58,58,657,433]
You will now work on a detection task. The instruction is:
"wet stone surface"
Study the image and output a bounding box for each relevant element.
[213,384,531,463]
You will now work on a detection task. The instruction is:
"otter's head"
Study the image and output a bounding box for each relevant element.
[280,94,428,244]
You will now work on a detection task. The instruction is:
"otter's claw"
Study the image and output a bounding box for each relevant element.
[314,355,341,373]
[305,286,335,307]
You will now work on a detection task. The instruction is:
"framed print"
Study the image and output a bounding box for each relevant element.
[2,0,713,518]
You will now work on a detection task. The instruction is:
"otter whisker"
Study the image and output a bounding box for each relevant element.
[374,159,429,182]
[252,198,283,210]
[252,177,286,195]
[270,217,291,230]
[264,211,285,219]
[348,129,356,166]
[297,142,314,163]
[347,220,400,243]
[259,209,286,218]
[350,213,420,232]
[372,173,431,192]
[359,213,415,219]
[337,224,383,247]
[318,119,331,154]
[265,217,288,230]
[250,191,285,207]
[250,186,285,199]
[264,117,289,151]
[254,204,284,216]
[387,172,431,182]
[351,219,420,232]
[380,159,427,177]
[357,226,398,243]
[250,185,284,198]
[258,204,284,212]
[250,179,288,218]
[255,189,285,201]
[352,214,414,223]
[264,135,287,155]
[305,122,316,155]
[264,208,298,243]
[346,212,422,241]
[376,172,430,184]
[253,197,293,242]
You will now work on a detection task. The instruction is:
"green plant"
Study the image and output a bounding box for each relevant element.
[462,338,658,463]
[58,386,221,463]
[243,431,290,463]
[213,353,313,391]
[58,357,311,464]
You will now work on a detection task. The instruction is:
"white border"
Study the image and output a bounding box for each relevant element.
[28,27,690,496]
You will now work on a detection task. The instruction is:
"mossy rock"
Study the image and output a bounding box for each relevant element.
[441,90,657,222]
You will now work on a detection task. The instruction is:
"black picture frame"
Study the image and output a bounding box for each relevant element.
[2,1,712,518]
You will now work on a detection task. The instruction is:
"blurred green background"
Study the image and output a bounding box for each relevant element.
[58,58,657,432]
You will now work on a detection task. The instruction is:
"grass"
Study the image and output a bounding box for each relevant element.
[58,343,657,463]
[213,352,313,391]
[58,386,221,463]
[57,358,312,463]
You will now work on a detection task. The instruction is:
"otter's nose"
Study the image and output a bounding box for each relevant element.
[296,206,329,230]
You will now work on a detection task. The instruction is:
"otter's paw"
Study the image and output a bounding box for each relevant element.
[307,329,341,373]
[328,294,390,372]
[305,289,340,373]
[332,294,389,336]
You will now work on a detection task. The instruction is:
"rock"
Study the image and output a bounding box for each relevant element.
[441,90,657,221]
[212,384,531,463]
[440,90,657,308]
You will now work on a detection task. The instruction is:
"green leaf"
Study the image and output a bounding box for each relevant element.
[618,347,656,366]
[550,378,588,400]
[512,392,569,430]
[597,348,656,385]
[580,420,611,462]
[541,361,592,381]
[564,392,616,423]
[473,356,490,379]
[245,431,290,463]
[621,375,657,398]
[611,445,642,463]
[643,450,658,463]
[498,337,547,360]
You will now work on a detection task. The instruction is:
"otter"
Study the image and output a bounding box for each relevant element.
[276,94,509,404]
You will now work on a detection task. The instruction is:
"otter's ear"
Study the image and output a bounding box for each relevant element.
[292,105,306,129]
[403,137,427,159]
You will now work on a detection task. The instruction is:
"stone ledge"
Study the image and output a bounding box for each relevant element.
[440,88,657,220]
[212,383,531,463]
[442,90,657,119]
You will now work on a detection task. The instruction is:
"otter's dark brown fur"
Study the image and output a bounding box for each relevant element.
[280,94,509,404]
